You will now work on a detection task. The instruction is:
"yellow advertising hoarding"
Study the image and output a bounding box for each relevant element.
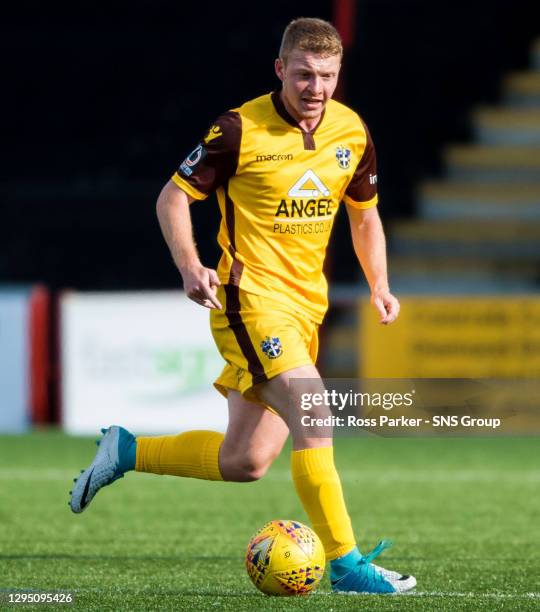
[360,297,540,378]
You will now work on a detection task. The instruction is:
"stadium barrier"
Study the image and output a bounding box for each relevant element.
[4,289,539,434]
[0,285,50,433]
[60,291,227,435]
[360,296,540,378]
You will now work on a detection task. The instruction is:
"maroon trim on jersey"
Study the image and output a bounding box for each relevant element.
[228,258,243,287]
[271,90,324,151]
[223,182,267,384]
[225,187,237,251]
[224,183,243,286]
[302,132,316,150]
[224,284,268,385]
[344,120,378,203]
[176,110,241,196]
[271,90,298,128]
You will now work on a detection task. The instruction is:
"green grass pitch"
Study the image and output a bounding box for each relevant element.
[1,431,539,611]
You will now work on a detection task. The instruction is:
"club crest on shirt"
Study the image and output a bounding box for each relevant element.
[261,336,283,359]
[335,146,351,169]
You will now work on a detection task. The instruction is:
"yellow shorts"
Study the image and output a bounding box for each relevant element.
[210,285,319,401]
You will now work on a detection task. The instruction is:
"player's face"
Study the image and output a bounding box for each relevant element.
[275,50,341,126]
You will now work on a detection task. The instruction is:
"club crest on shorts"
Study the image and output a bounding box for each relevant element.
[261,336,283,359]
[336,146,351,169]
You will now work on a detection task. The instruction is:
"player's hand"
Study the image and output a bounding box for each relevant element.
[181,264,222,309]
[371,289,400,325]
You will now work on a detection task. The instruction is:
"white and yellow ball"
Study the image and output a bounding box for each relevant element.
[245,519,325,596]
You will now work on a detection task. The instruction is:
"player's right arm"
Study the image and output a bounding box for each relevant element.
[156,180,222,309]
[158,110,240,308]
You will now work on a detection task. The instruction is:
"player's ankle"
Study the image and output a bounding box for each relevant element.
[117,429,137,473]
[330,546,362,581]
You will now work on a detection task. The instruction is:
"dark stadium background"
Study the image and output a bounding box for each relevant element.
[2,0,539,289]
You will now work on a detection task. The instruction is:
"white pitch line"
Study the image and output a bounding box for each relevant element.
[407,592,540,599]
[318,590,540,599]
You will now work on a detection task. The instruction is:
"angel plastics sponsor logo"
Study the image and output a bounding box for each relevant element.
[272,169,334,234]
[274,199,333,219]
[273,169,334,219]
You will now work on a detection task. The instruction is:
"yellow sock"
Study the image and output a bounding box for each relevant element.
[135,430,224,481]
[291,446,356,560]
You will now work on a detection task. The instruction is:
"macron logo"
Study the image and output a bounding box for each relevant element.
[288,169,330,198]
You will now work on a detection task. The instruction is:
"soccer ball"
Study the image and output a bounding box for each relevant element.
[245,519,325,596]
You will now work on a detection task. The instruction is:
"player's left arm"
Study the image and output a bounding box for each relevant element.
[343,120,399,324]
[346,204,400,325]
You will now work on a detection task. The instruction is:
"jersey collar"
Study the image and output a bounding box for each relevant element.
[271,90,325,151]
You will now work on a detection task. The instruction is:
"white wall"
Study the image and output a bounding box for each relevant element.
[61,292,228,435]
[0,290,30,433]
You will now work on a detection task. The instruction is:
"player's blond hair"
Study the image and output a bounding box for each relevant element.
[279,18,343,64]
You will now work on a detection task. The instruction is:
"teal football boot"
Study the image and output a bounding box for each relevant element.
[331,540,416,594]
[69,426,136,513]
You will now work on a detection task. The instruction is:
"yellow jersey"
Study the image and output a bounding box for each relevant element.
[172,91,378,323]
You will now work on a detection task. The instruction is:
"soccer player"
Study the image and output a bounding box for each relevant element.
[70,18,416,594]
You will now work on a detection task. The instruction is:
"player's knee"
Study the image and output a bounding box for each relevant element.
[220,450,275,482]
[239,459,269,482]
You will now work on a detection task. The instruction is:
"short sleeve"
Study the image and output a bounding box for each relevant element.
[171,110,241,200]
[343,123,378,209]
